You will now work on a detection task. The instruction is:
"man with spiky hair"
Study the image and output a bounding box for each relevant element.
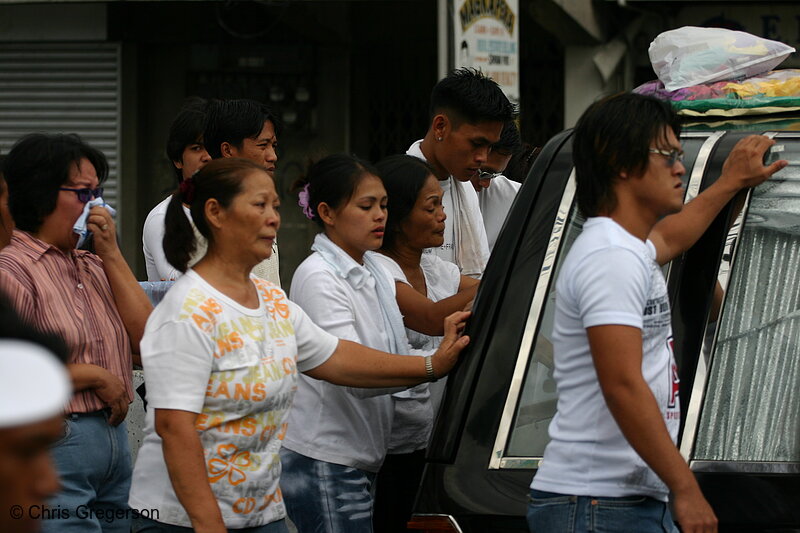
[407,68,516,277]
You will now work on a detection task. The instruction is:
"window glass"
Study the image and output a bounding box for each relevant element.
[507,205,584,456]
[694,149,800,462]
[505,137,707,459]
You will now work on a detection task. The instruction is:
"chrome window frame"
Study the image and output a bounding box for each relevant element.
[682,131,800,473]
[488,132,722,471]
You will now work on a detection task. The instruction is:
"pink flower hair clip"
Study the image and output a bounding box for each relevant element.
[298,183,314,220]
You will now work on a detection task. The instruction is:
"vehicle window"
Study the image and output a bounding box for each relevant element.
[693,154,800,462]
[507,205,584,456]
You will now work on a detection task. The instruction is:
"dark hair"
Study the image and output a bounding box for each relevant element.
[204,99,280,160]
[503,143,540,183]
[430,68,516,126]
[493,120,522,155]
[294,154,379,228]
[573,93,681,217]
[163,158,267,272]
[166,97,208,185]
[3,133,108,233]
[376,155,436,253]
[0,294,69,364]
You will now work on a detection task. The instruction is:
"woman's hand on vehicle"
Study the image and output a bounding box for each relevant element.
[430,311,471,377]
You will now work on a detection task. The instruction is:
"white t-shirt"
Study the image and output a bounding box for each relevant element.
[129,270,337,528]
[477,175,520,252]
[142,196,207,282]
[142,196,281,285]
[282,239,404,472]
[373,253,462,452]
[407,140,489,277]
[531,217,680,502]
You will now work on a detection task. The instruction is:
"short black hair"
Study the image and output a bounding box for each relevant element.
[430,68,516,126]
[204,99,280,160]
[3,133,108,233]
[573,92,681,217]
[295,154,379,228]
[376,155,436,253]
[492,120,522,155]
[166,97,208,185]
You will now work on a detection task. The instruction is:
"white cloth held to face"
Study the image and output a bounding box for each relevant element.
[73,197,116,248]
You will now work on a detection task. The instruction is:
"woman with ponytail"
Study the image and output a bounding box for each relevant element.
[128,157,471,533]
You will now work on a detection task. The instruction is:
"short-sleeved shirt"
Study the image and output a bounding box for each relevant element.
[373,253,462,452]
[532,217,680,502]
[128,270,337,528]
[477,175,521,251]
[0,230,133,413]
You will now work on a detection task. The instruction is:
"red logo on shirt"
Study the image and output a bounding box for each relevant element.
[667,337,679,409]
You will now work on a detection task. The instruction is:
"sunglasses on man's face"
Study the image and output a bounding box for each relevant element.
[648,148,685,167]
[477,170,503,181]
[60,187,104,203]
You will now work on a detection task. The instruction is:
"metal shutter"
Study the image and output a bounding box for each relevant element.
[0,43,121,208]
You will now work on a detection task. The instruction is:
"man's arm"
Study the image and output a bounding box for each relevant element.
[588,324,717,533]
[650,135,786,265]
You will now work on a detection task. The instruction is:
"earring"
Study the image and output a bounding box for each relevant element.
[437,137,443,142]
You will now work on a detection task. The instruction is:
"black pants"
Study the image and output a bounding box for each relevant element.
[373,449,427,533]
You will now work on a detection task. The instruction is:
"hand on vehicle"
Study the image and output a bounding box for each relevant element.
[672,486,718,533]
[431,311,471,377]
[720,135,787,190]
[94,368,129,425]
[87,206,120,259]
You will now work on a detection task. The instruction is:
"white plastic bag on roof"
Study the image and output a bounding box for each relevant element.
[649,26,795,91]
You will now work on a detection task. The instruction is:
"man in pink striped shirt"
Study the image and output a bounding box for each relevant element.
[0,133,151,533]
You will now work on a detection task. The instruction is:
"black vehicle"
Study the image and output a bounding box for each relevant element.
[409,123,800,533]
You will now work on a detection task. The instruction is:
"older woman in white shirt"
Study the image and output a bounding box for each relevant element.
[372,154,479,533]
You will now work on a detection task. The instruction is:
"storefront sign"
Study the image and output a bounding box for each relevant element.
[453,0,520,105]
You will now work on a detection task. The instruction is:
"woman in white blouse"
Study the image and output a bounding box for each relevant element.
[372,154,479,532]
[281,154,435,533]
[128,158,469,533]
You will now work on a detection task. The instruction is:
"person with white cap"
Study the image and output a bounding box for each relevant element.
[0,322,71,533]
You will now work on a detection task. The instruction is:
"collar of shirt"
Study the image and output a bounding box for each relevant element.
[311,233,375,291]
[10,230,87,263]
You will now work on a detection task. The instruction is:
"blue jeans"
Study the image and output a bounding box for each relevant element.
[527,489,680,533]
[280,448,377,533]
[41,412,132,533]
[131,516,290,532]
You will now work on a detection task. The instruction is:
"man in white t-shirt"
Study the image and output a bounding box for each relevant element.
[142,98,211,281]
[528,93,787,533]
[470,120,522,251]
[407,68,516,278]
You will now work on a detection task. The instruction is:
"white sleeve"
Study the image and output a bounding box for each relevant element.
[572,247,650,330]
[292,268,404,398]
[142,205,183,282]
[289,299,338,372]
[140,320,213,413]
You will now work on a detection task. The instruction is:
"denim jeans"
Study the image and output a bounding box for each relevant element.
[280,448,377,533]
[131,516,290,533]
[41,412,132,533]
[527,489,680,533]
